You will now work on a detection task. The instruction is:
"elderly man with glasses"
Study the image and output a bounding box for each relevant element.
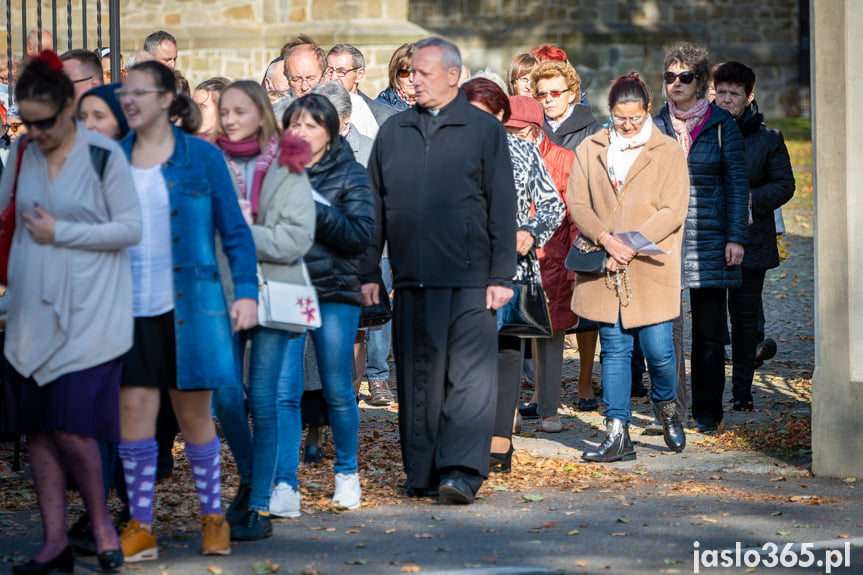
[281,35,326,98]
[325,44,395,138]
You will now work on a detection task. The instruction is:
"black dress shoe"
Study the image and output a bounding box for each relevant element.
[68,512,97,556]
[693,416,719,433]
[489,444,514,473]
[406,486,439,498]
[655,400,686,453]
[302,445,322,464]
[97,548,124,571]
[518,403,539,419]
[438,477,475,505]
[732,398,754,411]
[754,338,777,368]
[577,398,599,411]
[12,546,75,574]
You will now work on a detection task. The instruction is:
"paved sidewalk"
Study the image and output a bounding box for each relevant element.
[3,238,859,575]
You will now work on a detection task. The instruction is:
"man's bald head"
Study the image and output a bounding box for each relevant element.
[26,28,54,58]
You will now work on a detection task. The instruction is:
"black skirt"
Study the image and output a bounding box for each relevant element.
[121,311,178,389]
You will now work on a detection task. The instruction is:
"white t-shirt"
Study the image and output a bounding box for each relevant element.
[128,165,175,317]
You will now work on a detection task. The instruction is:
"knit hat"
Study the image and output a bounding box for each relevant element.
[80,82,129,138]
[504,95,544,129]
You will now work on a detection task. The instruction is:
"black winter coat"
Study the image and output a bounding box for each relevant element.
[304,138,376,306]
[735,101,795,270]
[364,91,517,290]
[655,102,749,289]
[541,104,601,152]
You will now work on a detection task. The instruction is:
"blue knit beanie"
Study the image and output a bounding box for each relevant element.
[80,82,129,139]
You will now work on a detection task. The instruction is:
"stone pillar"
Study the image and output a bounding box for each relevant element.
[811,0,863,478]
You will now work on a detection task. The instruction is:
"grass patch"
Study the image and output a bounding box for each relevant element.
[768,117,811,142]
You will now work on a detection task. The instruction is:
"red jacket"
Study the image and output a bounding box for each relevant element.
[537,135,579,331]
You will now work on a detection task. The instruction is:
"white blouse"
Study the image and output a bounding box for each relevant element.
[128,165,175,317]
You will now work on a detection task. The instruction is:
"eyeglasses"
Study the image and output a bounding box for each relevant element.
[535,88,570,100]
[20,108,63,131]
[664,71,698,85]
[612,115,645,126]
[326,66,360,78]
[396,68,414,79]
[289,74,323,86]
[516,76,531,85]
[114,87,165,98]
[5,122,22,133]
[71,75,95,84]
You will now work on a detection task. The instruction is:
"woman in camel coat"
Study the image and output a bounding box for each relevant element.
[567,73,690,463]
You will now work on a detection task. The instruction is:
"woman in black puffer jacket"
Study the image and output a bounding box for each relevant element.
[654,42,749,433]
[275,94,375,511]
[712,61,795,412]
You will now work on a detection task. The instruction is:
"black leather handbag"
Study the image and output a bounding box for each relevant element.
[565,233,607,274]
[498,259,553,338]
[359,280,392,328]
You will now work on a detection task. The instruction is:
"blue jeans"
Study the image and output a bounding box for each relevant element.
[598,317,676,423]
[365,258,392,382]
[211,332,253,485]
[275,302,361,489]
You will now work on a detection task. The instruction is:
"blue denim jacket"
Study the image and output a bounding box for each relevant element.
[120,126,257,390]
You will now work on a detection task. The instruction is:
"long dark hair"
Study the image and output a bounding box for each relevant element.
[15,51,73,110]
[127,60,197,133]
[282,93,341,148]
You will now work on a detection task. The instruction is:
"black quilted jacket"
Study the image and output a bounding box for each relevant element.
[655,102,749,289]
[735,101,796,270]
[304,138,376,306]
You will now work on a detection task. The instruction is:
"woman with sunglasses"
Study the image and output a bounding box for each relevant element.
[375,43,415,112]
[654,42,749,434]
[0,52,141,572]
[1,105,25,165]
[114,61,258,561]
[569,72,690,462]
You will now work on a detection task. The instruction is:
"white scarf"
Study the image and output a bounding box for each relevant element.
[606,115,653,192]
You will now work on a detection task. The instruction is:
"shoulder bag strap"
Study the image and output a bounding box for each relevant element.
[10,135,29,202]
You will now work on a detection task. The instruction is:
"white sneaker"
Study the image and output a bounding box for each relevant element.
[332,473,362,510]
[269,482,301,518]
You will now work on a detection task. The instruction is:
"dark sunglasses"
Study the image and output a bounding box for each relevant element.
[20,107,63,131]
[664,71,698,85]
[396,68,414,78]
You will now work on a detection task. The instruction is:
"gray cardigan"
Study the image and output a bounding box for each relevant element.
[0,125,142,385]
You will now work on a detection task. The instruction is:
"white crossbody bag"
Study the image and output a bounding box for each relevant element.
[257,262,321,332]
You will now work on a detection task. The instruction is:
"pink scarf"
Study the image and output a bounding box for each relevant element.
[667,97,710,156]
[217,136,279,218]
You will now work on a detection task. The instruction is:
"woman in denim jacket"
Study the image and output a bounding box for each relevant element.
[114,61,258,562]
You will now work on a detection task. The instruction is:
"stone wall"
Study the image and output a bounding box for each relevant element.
[2,0,805,117]
[409,0,805,119]
[1,0,426,96]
